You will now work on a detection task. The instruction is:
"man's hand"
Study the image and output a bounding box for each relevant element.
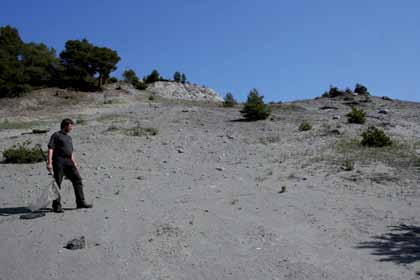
[46,163,53,174]
[71,153,78,169]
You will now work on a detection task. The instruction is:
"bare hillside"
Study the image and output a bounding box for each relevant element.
[0,90,419,280]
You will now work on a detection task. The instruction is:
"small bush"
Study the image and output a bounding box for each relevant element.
[299,120,312,131]
[240,89,271,121]
[361,126,392,147]
[134,80,147,90]
[126,126,158,137]
[223,92,237,107]
[354,83,370,95]
[148,95,155,101]
[123,69,138,84]
[3,141,45,163]
[342,159,355,171]
[323,86,346,98]
[347,107,366,124]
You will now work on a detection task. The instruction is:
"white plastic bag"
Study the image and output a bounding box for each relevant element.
[28,179,60,212]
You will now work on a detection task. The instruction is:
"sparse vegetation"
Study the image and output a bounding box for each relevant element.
[0,119,46,130]
[240,89,271,121]
[223,92,237,107]
[361,126,392,147]
[96,114,128,123]
[335,138,420,173]
[347,107,366,124]
[299,120,312,131]
[104,124,158,137]
[2,141,45,163]
[125,126,158,137]
[269,103,304,112]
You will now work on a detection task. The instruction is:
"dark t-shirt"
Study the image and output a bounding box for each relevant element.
[48,131,73,158]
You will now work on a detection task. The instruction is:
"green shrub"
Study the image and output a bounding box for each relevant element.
[3,141,45,163]
[123,69,138,84]
[223,92,237,107]
[347,107,366,124]
[361,126,392,147]
[148,95,155,101]
[125,126,158,137]
[324,86,345,98]
[354,83,370,95]
[240,89,271,121]
[342,159,355,171]
[134,80,147,90]
[299,120,312,131]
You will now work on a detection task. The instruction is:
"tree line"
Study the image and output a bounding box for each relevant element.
[0,25,191,98]
[0,25,120,97]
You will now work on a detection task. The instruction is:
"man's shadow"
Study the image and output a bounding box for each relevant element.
[0,207,56,216]
[0,207,33,216]
[356,224,420,264]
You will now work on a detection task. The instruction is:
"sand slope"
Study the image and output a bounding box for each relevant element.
[0,90,419,280]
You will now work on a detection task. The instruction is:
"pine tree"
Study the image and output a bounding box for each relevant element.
[223,92,237,107]
[181,73,187,83]
[173,71,181,82]
[240,89,271,120]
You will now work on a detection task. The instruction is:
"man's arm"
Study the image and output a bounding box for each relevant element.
[71,152,78,169]
[47,148,54,173]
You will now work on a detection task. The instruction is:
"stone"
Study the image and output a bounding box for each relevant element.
[64,236,86,250]
[378,109,389,114]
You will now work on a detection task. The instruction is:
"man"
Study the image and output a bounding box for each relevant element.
[47,118,92,213]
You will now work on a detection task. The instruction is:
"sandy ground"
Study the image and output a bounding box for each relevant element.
[0,89,420,280]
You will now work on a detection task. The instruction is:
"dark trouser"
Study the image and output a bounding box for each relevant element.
[52,157,86,208]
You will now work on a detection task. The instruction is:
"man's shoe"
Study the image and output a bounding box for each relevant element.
[53,205,64,213]
[76,202,93,209]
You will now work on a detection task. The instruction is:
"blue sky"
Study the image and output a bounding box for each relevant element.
[1,0,419,102]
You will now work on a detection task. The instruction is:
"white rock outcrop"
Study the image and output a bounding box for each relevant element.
[147,81,223,102]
